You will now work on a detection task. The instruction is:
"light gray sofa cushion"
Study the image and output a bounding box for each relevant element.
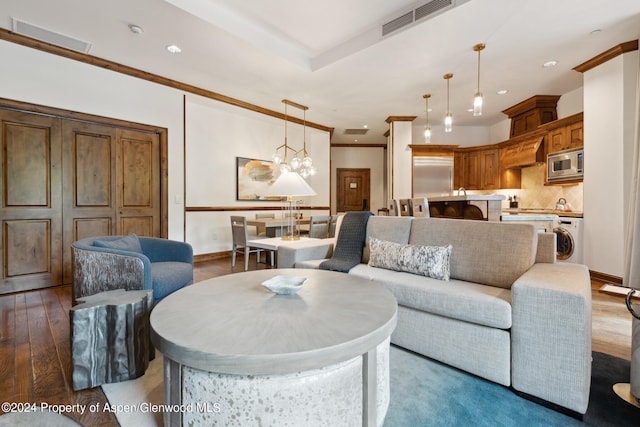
[349,264,512,329]
[362,216,413,263]
[408,218,538,289]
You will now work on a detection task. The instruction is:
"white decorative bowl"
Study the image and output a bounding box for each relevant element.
[261,276,307,295]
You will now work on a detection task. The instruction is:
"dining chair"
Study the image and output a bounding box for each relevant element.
[328,215,339,238]
[398,199,413,216]
[231,216,269,271]
[411,197,430,217]
[255,212,275,236]
[309,215,330,239]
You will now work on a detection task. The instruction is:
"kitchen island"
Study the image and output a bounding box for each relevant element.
[425,194,505,221]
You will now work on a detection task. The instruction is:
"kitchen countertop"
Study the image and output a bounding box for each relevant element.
[502,208,583,218]
[428,194,506,202]
[501,213,559,221]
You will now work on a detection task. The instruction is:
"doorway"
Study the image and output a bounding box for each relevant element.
[336,168,371,212]
[0,99,167,294]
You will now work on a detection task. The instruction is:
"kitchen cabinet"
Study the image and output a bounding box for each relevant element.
[502,95,560,137]
[454,148,500,190]
[545,118,583,153]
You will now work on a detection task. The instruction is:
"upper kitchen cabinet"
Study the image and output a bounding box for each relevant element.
[454,147,501,190]
[502,95,560,138]
[541,112,584,153]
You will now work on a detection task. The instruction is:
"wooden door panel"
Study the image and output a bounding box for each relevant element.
[120,217,153,237]
[0,111,62,293]
[4,220,50,277]
[73,218,112,241]
[121,137,152,207]
[75,132,111,207]
[117,129,160,237]
[5,123,50,207]
[336,169,370,212]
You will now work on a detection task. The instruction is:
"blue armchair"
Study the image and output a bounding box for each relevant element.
[71,234,193,304]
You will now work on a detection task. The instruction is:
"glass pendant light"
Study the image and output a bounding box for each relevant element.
[473,43,485,117]
[443,73,453,133]
[422,93,432,143]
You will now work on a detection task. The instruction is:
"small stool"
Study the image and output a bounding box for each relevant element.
[377,208,389,216]
[70,289,154,390]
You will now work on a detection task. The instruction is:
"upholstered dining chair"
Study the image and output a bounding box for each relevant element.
[411,197,430,217]
[309,215,331,239]
[231,216,273,270]
[71,234,193,304]
[397,199,413,216]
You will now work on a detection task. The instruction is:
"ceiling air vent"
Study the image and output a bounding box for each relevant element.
[12,18,92,53]
[414,0,453,22]
[344,129,369,135]
[382,11,414,36]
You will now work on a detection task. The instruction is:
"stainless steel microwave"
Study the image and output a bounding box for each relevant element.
[547,147,584,182]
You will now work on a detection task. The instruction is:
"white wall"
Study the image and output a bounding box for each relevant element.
[331,146,385,214]
[0,40,331,256]
[185,95,330,254]
[0,40,186,241]
[411,124,490,147]
[583,50,638,276]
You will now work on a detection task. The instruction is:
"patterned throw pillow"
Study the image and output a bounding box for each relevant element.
[368,237,452,281]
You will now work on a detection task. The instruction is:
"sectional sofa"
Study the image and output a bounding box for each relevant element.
[278,216,592,415]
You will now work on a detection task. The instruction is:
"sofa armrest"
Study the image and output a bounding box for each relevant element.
[511,262,591,414]
[139,237,193,264]
[277,239,335,268]
[72,247,148,303]
[535,232,556,264]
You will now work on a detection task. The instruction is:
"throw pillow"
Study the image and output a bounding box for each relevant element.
[368,237,452,281]
[93,234,142,253]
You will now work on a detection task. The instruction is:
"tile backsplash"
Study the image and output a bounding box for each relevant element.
[472,163,584,212]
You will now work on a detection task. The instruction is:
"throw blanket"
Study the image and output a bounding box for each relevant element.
[320,211,372,273]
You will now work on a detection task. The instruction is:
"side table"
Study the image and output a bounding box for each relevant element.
[70,289,154,391]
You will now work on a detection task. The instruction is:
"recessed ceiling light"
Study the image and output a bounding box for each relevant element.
[590,29,602,36]
[497,89,508,95]
[128,24,143,34]
[543,60,558,68]
[166,44,182,54]
[363,125,368,129]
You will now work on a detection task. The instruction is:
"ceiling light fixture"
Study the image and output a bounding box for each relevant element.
[128,24,144,34]
[166,44,182,54]
[473,43,485,116]
[422,93,432,143]
[543,60,558,68]
[272,99,315,178]
[443,73,453,133]
[497,89,508,95]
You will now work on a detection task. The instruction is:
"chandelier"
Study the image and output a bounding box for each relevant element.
[272,99,316,178]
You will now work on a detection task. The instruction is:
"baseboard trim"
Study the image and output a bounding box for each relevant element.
[589,270,622,285]
[194,251,232,263]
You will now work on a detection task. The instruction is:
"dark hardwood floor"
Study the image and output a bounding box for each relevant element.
[0,257,632,426]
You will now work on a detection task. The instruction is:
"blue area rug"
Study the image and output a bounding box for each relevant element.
[384,346,639,427]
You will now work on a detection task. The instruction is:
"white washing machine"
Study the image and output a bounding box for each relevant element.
[554,217,584,263]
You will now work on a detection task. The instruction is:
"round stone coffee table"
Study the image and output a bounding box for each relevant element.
[150,268,397,427]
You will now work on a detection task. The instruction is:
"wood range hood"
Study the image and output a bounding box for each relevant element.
[499,95,560,169]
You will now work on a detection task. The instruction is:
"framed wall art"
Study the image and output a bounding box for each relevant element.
[236,157,281,201]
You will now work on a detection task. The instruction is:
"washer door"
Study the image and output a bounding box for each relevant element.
[554,227,574,260]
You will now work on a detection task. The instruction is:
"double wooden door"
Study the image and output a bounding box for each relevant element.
[1,108,163,294]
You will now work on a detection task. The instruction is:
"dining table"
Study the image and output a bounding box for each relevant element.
[246,217,310,237]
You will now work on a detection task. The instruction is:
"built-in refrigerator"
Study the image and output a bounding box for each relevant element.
[412,156,454,196]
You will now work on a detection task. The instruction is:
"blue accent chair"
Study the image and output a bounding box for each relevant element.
[71,234,193,304]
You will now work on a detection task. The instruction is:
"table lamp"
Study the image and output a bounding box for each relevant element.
[266,171,316,240]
